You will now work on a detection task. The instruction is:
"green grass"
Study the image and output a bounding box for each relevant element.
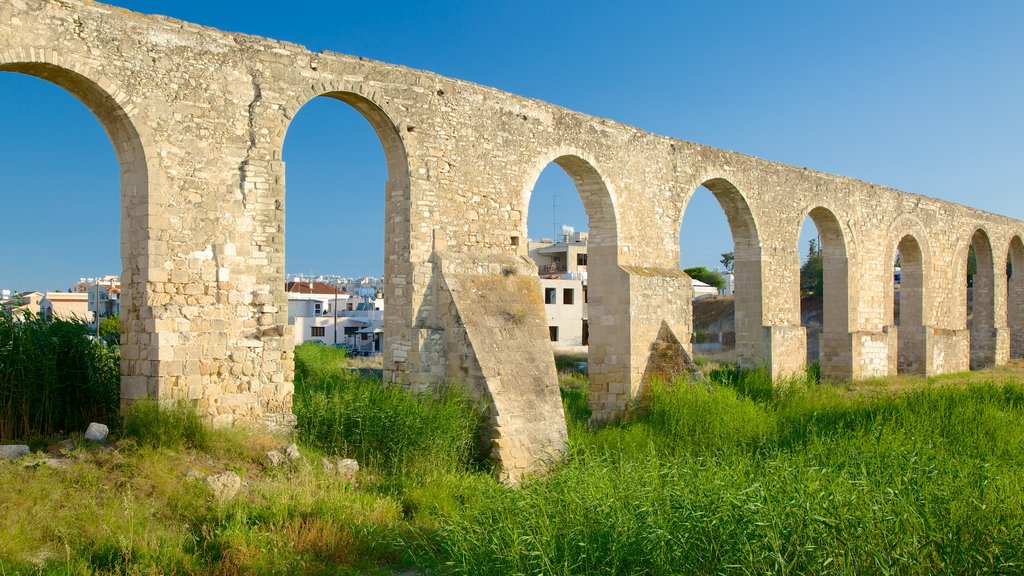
[413,371,1024,575]
[3,335,1024,574]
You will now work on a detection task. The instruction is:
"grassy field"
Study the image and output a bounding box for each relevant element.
[2,343,1024,574]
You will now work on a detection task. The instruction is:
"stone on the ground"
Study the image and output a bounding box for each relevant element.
[323,457,359,481]
[265,449,288,467]
[205,471,242,501]
[265,443,303,467]
[84,422,109,442]
[0,445,31,460]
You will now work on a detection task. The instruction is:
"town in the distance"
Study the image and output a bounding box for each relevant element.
[0,226,732,356]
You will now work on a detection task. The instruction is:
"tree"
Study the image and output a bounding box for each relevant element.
[800,238,823,299]
[684,266,725,291]
[720,251,734,273]
[98,314,120,346]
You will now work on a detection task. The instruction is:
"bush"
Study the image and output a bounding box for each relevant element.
[0,313,120,441]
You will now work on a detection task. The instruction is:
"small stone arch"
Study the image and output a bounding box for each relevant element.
[519,148,619,257]
[0,56,154,406]
[889,234,928,373]
[795,205,853,378]
[677,176,763,367]
[962,227,996,369]
[1008,235,1024,358]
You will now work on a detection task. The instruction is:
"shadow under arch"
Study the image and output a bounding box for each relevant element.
[1008,235,1024,358]
[679,177,764,367]
[797,206,852,378]
[278,89,411,380]
[964,228,996,369]
[0,60,152,405]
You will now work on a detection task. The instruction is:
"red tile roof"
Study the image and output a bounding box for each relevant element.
[285,281,345,295]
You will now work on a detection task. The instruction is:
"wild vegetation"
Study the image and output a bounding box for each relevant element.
[0,313,120,441]
[2,339,1024,574]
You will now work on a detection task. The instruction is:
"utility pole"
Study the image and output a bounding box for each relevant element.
[94,280,101,339]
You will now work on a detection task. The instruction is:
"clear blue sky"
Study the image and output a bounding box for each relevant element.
[2,1,1022,291]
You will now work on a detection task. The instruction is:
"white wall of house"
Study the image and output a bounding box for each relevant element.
[541,278,588,348]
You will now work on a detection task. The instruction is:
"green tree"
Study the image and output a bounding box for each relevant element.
[800,239,823,299]
[720,252,734,273]
[98,314,120,346]
[684,266,725,291]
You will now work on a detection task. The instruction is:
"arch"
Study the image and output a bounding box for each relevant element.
[0,58,152,404]
[1008,235,1024,358]
[520,148,619,254]
[279,89,411,377]
[966,228,996,369]
[796,206,852,377]
[890,234,927,373]
[678,177,763,367]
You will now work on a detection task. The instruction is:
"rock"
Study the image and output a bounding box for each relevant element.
[283,443,302,462]
[0,445,31,460]
[46,439,76,455]
[265,443,303,467]
[205,471,242,501]
[265,449,288,467]
[84,422,109,442]
[323,457,359,482]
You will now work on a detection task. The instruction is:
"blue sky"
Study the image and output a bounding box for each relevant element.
[2,1,1022,291]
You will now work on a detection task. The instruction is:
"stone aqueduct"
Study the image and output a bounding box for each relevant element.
[4,1,1024,480]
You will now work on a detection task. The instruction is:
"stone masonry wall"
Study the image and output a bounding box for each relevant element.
[3,0,1023,477]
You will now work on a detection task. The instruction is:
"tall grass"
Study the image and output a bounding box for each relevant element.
[415,370,1024,574]
[0,313,120,441]
[293,342,483,476]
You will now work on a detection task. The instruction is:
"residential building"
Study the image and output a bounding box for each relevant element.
[40,292,92,322]
[529,228,589,349]
[72,275,121,319]
[1,290,44,320]
[286,278,384,352]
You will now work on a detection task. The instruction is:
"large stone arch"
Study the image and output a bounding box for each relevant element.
[961,227,996,369]
[1008,235,1024,358]
[519,150,625,422]
[274,88,412,383]
[677,177,764,368]
[0,55,157,407]
[794,205,853,379]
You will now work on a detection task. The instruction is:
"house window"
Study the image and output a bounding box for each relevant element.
[582,320,589,346]
[545,287,557,304]
[577,253,587,266]
[563,288,574,305]
[311,326,325,337]
[549,326,559,342]
[583,285,588,303]
[314,302,323,315]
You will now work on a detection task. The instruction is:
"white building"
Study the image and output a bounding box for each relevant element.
[72,275,121,319]
[529,228,589,350]
[286,279,383,353]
